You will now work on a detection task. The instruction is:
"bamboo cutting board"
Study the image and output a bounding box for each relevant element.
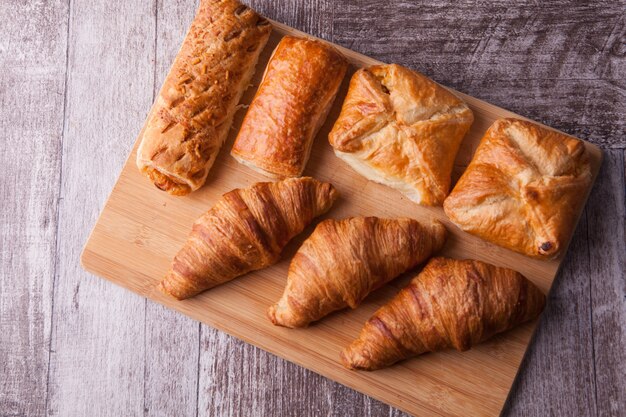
[81,20,602,417]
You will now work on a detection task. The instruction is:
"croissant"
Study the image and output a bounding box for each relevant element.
[341,257,545,370]
[159,177,338,299]
[268,217,447,328]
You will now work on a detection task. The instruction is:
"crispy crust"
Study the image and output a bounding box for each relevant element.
[328,64,474,206]
[231,36,349,178]
[159,177,339,299]
[443,118,592,259]
[136,0,272,195]
[267,217,447,328]
[141,166,191,196]
[341,257,546,370]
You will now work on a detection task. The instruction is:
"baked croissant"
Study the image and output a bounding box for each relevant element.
[341,257,545,370]
[268,217,447,328]
[159,177,338,299]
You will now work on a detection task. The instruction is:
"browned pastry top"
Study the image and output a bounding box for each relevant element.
[444,118,592,258]
[159,177,338,299]
[267,216,447,327]
[137,0,271,195]
[231,35,349,178]
[329,64,474,205]
[341,257,546,370]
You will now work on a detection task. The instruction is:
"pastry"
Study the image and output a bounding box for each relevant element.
[268,217,446,327]
[341,257,545,370]
[231,36,349,178]
[328,64,474,206]
[443,118,592,258]
[159,177,338,299]
[137,0,272,195]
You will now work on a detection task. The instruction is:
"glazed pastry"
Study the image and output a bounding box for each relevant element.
[341,257,545,370]
[328,64,474,206]
[268,217,446,327]
[159,177,338,299]
[443,118,592,259]
[137,0,271,195]
[231,36,349,178]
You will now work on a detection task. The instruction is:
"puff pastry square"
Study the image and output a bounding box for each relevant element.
[444,118,593,259]
[328,64,474,206]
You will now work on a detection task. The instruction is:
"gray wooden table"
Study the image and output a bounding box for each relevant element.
[1,0,624,416]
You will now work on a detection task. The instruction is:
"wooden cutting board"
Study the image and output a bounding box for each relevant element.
[81,20,602,417]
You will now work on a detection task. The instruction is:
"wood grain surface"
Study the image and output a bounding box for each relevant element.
[46,1,155,416]
[1,0,624,416]
[0,1,68,415]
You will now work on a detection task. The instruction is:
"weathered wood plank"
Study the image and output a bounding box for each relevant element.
[143,306,199,417]
[586,151,626,416]
[249,0,333,41]
[143,1,200,416]
[45,0,156,415]
[502,214,597,416]
[0,1,69,415]
[330,0,626,149]
[198,328,400,416]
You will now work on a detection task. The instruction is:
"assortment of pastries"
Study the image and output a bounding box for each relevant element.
[135,0,592,370]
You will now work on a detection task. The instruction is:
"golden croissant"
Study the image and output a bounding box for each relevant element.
[341,257,545,370]
[268,217,447,327]
[159,177,338,299]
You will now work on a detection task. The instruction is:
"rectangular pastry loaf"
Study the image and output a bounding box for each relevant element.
[231,36,349,178]
[136,0,271,195]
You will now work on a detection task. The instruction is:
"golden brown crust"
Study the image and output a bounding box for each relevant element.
[443,118,592,259]
[136,0,271,195]
[159,177,338,299]
[231,36,349,178]
[267,217,447,328]
[141,166,191,196]
[328,64,474,206]
[341,257,546,370]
